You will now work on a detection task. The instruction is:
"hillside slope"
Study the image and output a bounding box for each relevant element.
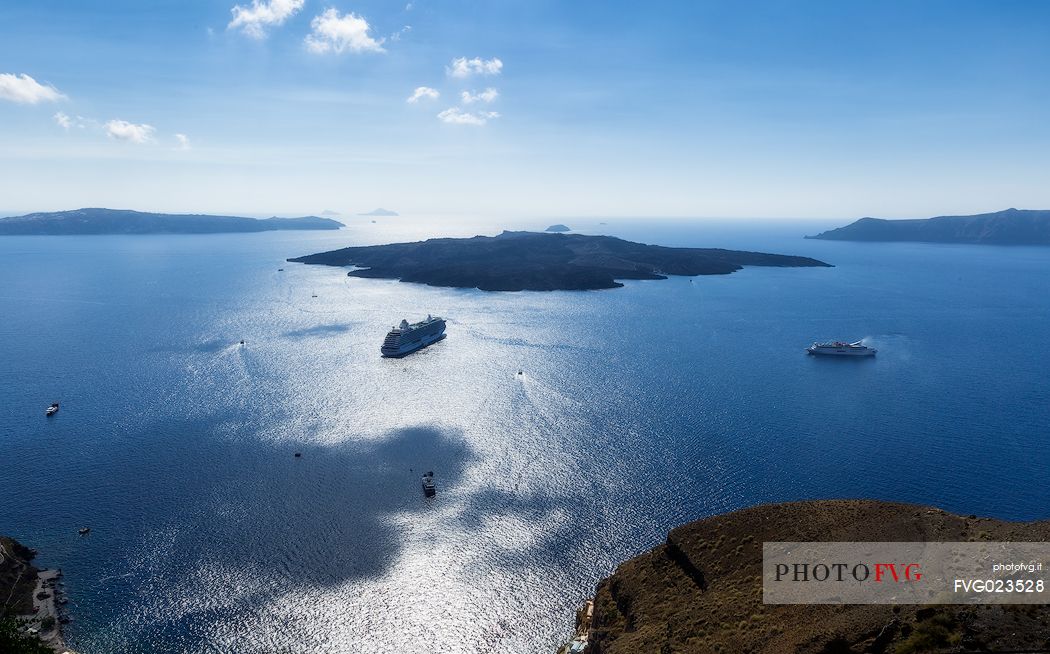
[585,500,1050,653]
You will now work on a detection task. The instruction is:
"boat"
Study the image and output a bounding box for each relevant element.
[381,315,446,358]
[46,403,59,416]
[807,341,876,357]
[78,527,90,535]
[422,471,436,496]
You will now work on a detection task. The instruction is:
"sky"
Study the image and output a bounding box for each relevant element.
[1,0,1049,219]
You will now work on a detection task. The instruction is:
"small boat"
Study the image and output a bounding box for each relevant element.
[278,268,285,272]
[807,341,877,357]
[46,403,59,416]
[422,471,436,496]
[78,527,90,535]
[239,339,246,346]
[294,452,302,458]
[517,369,523,376]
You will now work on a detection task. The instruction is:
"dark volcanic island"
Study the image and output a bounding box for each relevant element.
[288,231,830,291]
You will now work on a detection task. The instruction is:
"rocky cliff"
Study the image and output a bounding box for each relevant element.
[582,500,1050,653]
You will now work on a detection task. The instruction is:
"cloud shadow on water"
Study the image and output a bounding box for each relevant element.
[281,323,354,339]
[189,423,476,586]
[58,420,476,652]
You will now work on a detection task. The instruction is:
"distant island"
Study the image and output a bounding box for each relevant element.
[358,208,399,217]
[545,224,571,232]
[288,231,830,291]
[567,500,1050,653]
[0,208,343,235]
[807,208,1050,245]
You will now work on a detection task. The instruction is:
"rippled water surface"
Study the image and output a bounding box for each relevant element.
[2,218,1049,653]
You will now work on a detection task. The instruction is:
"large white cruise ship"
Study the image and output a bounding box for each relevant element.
[806,340,877,357]
[381,315,446,357]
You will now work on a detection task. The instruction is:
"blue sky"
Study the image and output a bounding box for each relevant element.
[1,0,1049,218]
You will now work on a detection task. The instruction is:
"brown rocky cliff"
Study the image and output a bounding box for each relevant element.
[586,500,1050,653]
[1,536,40,616]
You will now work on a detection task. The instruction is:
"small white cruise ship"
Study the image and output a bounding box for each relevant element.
[807,340,876,357]
[380,315,446,358]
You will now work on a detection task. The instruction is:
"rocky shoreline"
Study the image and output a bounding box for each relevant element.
[1,536,75,653]
[559,500,1050,653]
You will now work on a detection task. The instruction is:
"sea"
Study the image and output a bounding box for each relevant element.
[2,217,1049,653]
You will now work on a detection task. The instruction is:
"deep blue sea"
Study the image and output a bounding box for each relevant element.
[2,218,1049,653]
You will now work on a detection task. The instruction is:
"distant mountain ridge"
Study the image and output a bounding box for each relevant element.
[807,208,1050,245]
[0,208,344,235]
[358,208,399,216]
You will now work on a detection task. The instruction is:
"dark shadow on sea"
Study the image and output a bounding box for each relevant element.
[281,323,354,339]
[47,419,475,652]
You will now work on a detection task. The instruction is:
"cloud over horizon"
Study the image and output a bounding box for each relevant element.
[446,57,502,78]
[305,9,385,54]
[105,119,156,144]
[407,86,440,103]
[0,73,66,104]
[437,107,500,126]
[228,0,304,38]
[461,88,498,104]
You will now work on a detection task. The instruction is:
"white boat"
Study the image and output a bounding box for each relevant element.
[46,402,59,416]
[381,315,446,358]
[422,471,436,496]
[807,341,876,357]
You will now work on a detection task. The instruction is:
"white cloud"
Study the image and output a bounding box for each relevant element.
[389,24,412,41]
[52,114,95,131]
[175,133,191,150]
[105,119,156,144]
[407,86,440,103]
[228,0,304,38]
[460,88,498,104]
[437,107,500,126]
[446,57,502,78]
[0,73,66,104]
[305,9,385,54]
